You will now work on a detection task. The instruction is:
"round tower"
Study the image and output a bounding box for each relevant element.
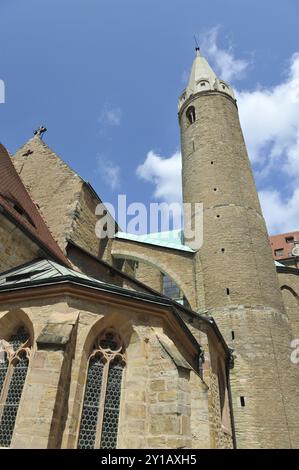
[179,49,299,448]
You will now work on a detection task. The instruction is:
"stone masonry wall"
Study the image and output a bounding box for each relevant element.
[13,136,82,251]
[0,215,42,272]
[111,238,204,311]
[0,294,233,449]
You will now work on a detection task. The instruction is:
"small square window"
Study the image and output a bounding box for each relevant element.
[274,248,284,257]
[286,236,294,244]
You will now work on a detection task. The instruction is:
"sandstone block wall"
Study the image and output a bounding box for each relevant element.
[0,216,42,272]
[111,238,204,311]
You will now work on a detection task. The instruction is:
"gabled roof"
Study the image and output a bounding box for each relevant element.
[0,143,69,266]
[114,229,195,253]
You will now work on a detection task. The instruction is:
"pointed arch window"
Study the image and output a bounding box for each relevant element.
[0,326,31,447]
[77,329,126,449]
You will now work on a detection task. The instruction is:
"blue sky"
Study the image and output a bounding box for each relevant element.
[0,0,299,235]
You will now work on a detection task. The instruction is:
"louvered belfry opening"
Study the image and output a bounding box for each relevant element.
[77,329,125,449]
[0,326,31,447]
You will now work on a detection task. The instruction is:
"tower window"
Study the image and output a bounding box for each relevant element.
[240,396,246,407]
[186,106,196,125]
[0,326,31,447]
[77,329,125,449]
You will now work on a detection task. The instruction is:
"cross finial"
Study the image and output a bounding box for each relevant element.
[34,125,47,137]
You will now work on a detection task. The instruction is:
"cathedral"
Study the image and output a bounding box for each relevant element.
[0,49,299,449]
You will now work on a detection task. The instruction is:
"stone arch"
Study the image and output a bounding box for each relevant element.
[281,285,299,338]
[111,246,196,309]
[0,308,35,344]
[82,312,135,358]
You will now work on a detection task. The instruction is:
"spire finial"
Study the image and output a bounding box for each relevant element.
[33,125,47,138]
[194,35,200,55]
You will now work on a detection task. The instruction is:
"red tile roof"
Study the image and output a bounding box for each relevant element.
[0,143,69,266]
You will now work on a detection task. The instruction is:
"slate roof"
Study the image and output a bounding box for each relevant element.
[0,143,69,266]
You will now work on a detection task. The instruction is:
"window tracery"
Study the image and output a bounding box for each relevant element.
[77,329,126,449]
[0,326,31,447]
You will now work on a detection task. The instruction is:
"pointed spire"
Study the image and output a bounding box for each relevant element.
[178,48,235,110]
[186,48,218,96]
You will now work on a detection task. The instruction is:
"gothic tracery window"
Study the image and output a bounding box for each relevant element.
[0,326,31,447]
[77,329,126,449]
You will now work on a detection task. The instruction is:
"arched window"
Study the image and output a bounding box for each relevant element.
[186,106,196,125]
[77,329,126,449]
[0,326,31,447]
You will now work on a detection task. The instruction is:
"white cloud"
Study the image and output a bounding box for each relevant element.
[97,155,120,190]
[237,53,299,175]
[99,105,122,126]
[202,26,250,82]
[136,150,182,203]
[259,188,299,234]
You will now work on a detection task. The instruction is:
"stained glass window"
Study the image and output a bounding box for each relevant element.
[77,330,125,449]
[0,326,31,448]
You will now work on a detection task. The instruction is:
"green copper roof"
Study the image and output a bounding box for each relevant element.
[0,259,105,287]
[114,229,194,253]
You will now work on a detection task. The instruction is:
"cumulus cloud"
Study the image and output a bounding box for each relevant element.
[136,150,182,203]
[202,26,250,82]
[237,53,299,173]
[259,188,299,234]
[99,105,122,126]
[97,155,121,190]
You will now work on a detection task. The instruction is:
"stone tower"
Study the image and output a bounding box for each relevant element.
[178,48,299,448]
